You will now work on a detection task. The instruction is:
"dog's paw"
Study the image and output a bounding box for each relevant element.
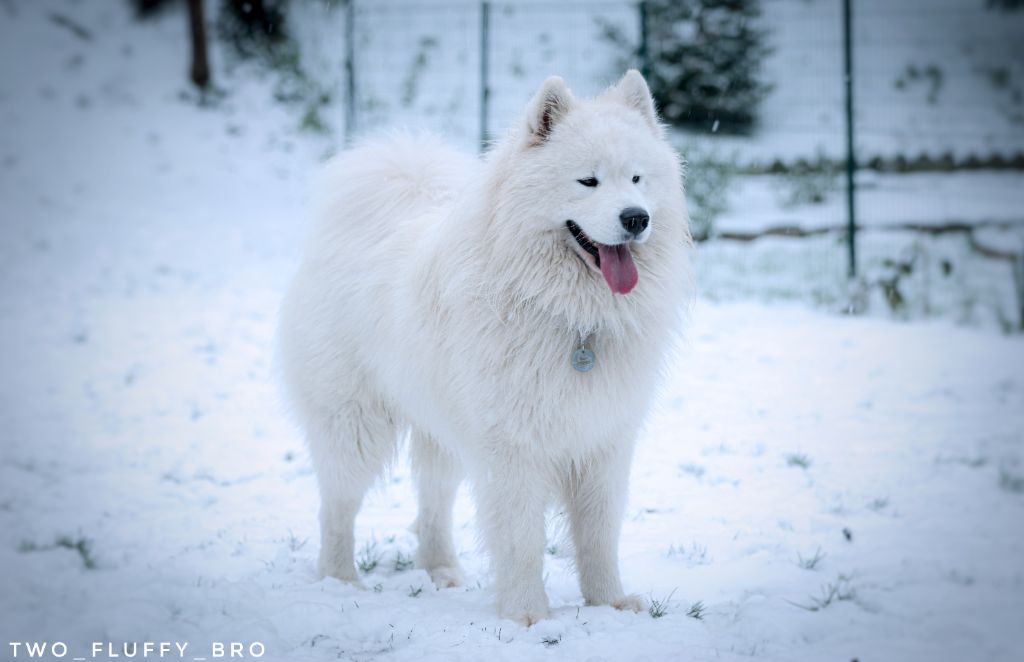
[498,594,550,626]
[426,565,464,589]
[318,560,366,589]
[610,594,647,613]
[324,574,367,590]
[499,606,550,627]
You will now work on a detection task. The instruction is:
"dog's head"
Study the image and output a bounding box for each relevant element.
[500,70,686,296]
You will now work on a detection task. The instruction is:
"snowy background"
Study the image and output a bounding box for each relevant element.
[1,0,1023,660]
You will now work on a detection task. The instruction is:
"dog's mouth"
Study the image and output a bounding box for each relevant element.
[566,220,638,295]
[567,220,600,264]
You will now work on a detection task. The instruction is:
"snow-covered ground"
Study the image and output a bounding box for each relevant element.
[714,171,1024,232]
[2,2,1024,661]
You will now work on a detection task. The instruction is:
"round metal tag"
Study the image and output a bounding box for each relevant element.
[572,347,595,372]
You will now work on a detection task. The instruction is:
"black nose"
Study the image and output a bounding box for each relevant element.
[619,207,649,236]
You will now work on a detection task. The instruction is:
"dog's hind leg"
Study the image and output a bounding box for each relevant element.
[410,430,464,588]
[561,443,645,612]
[307,399,396,586]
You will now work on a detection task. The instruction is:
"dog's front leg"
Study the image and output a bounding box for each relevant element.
[563,443,645,612]
[476,451,549,625]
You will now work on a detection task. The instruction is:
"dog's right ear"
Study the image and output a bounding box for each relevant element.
[524,76,574,146]
[609,69,662,136]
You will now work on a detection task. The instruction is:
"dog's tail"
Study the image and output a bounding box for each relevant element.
[308,131,477,248]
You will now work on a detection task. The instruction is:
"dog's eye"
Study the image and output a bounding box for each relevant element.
[577,177,599,188]
[632,175,641,184]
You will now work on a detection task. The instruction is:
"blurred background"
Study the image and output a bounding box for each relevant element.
[4,0,1023,328]
[140,0,1024,330]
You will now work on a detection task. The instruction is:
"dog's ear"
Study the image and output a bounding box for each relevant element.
[525,76,574,146]
[610,69,662,136]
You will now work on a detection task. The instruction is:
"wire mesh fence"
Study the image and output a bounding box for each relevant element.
[343,1,637,150]
[334,0,1024,329]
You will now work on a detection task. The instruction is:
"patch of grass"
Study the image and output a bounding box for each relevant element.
[300,105,327,134]
[789,575,856,611]
[866,497,889,512]
[773,152,840,208]
[686,600,706,620]
[681,145,737,241]
[356,539,382,574]
[56,535,97,569]
[541,635,562,647]
[393,550,414,572]
[667,542,710,566]
[869,246,926,316]
[19,534,97,569]
[786,453,812,469]
[779,169,839,208]
[678,463,706,478]
[286,530,307,552]
[408,585,423,598]
[648,588,677,619]
[796,547,826,570]
[1000,468,1024,494]
[893,62,944,105]
[936,453,977,467]
[401,36,439,108]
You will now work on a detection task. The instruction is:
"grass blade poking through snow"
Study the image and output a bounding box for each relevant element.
[649,588,677,619]
[356,539,382,573]
[394,550,414,572]
[786,453,812,469]
[796,547,826,570]
[787,574,857,611]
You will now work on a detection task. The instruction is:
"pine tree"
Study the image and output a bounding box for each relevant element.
[218,0,288,61]
[606,0,773,134]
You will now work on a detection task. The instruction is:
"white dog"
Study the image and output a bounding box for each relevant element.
[278,70,691,625]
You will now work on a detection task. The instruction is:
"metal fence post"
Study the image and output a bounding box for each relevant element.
[480,1,491,153]
[1015,250,1024,331]
[842,0,857,278]
[344,0,356,146]
[638,0,649,79]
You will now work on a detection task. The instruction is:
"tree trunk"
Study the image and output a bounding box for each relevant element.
[187,0,210,89]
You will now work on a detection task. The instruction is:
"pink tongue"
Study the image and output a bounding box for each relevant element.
[597,243,638,294]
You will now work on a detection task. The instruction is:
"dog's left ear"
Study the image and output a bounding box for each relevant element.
[525,76,574,146]
[610,70,662,136]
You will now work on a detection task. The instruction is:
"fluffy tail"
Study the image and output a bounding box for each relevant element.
[308,131,477,249]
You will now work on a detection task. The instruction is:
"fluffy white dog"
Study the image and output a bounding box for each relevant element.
[278,70,691,625]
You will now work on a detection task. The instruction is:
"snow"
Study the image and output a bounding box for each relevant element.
[2,1,1024,661]
[715,171,1024,233]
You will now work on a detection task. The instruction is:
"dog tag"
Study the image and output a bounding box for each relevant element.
[572,347,595,372]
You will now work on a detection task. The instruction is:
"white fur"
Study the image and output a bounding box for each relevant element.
[277,71,692,625]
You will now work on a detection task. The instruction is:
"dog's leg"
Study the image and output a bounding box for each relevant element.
[562,443,645,612]
[476,451,550,625]
[307,400,396,586]
[410,431,464,588]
